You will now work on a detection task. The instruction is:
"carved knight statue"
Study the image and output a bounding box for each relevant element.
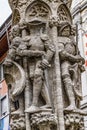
[17,23,55,113]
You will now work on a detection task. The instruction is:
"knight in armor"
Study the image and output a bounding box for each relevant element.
[17,24,55,113]
[59,39,84,111]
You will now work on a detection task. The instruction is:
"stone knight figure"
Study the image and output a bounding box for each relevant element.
[16,23,55,113]
[59,39,85,111]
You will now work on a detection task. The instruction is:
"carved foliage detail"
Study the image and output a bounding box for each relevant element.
[31,112,57,129]
[65,112,84,130]
[57,5,71,23]
[26,2,50,22]
[29,4,49,17]
[10,115,25,130]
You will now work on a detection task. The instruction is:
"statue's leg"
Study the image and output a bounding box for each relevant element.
[11,93,24,115]
[8,84,16,113]
[41,82,51,108]
[63,75,76,111]
[32,67,43,106]
[10,100,16,112]
[25,61,43,113]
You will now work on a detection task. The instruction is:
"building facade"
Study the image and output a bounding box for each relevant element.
[0,15,11,130]
[72,0,87,129]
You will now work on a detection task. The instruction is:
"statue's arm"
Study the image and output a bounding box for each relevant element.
[40,39,55,69]
[59,44,84,64]
[44,40,55,62]
[16,37,45,57]
[3,44,16,66]
[60,50,84,63]
[18,50,46,57]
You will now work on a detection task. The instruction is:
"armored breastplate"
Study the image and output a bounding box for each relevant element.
[29,35,44,51]
[65,43,76,55]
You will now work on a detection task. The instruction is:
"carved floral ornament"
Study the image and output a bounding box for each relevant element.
[25,1,51,23]
[49,15,60,27]
[28,5,48,17]
[9,0,72,26]
[8,0,73,11]
[57,4,72,23]
[64,112,84,129]
[24,2,72,27]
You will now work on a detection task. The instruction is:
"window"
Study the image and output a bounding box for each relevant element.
[0,119,1,127]
[0,64,4,82]
[1,96,7,116]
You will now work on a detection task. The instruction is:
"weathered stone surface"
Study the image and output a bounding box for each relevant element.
[31,110,57,129]
[4,0,86,130]
[64,111,84,130]
[10,114,25,130]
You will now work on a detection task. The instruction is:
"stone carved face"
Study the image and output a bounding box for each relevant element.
[11,25,20,38]
[12,37,22,47]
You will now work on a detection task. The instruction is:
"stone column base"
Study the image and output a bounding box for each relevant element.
[10,114,26,130]
[30,109,57,130]
[64,110,85,130]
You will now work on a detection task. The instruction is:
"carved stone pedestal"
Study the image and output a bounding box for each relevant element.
[31,110,57,130]
[10,114,26,130]
[64,110,85,130]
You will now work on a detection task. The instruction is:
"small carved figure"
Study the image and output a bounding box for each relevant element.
[4,24,23,67]
[59,40,84,111]
[17,25,55,113]
[4,25,26,115]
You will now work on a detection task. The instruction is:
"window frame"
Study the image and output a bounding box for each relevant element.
[0,95,7,117]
